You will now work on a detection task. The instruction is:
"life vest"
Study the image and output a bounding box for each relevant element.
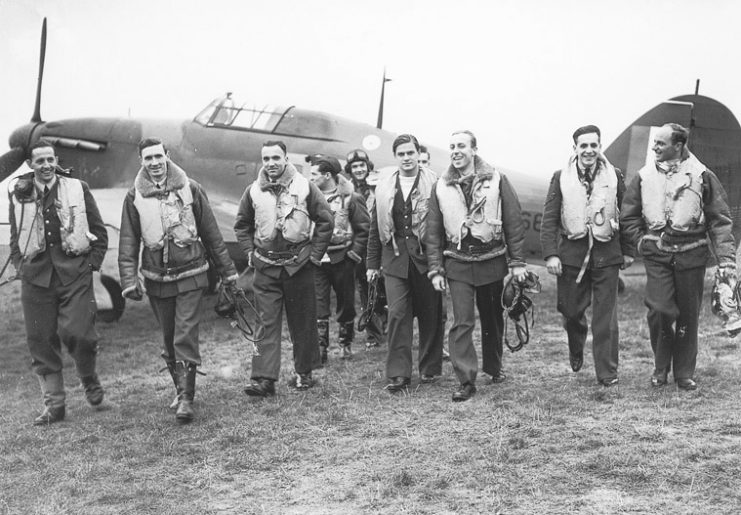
[10,175,92,259]
[559,156,619,242]
[434,168,503,247]
[374,166,437,245]
[326,174,354,249]
[133,182,198,251]
[639,152,705,232]
[249,163,312,246]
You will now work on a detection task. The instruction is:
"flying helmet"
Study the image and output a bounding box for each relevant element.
[711,268,741,336]
[344,148,374,177]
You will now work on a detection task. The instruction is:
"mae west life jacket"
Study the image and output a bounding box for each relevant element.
[10,175,93,260]
[639,152,705,232]
[435,168,503,247]
[133,182,199,251]
[249,164,312,246]
[559,157,619,242]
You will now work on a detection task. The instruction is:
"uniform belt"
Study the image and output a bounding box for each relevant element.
[448,242,495,256]
[255,247,299,260]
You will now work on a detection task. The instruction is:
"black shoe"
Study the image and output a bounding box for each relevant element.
[81,374,104,406]
[384,377,410,393]
[452,383,476,402]
[292,373,314,390]
[487,372,507,384]
[569,352,584,372]
[176,399,194,423]
[244,378,276,397]
[33,406,66,426]
[420,374,439,384]
[651,371,668,387]
[599,377,619,387]
[677,378,697,390]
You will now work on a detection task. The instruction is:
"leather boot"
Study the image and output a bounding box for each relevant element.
[175,362,197,424]
[165,361,182,410]
[80,374,104,406]
[34,372,66,426]
[338,321,354,359]
[317,319,329,364]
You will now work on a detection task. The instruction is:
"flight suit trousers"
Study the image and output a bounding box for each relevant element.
[643,259,705,380]
[384,262,444,379]
[315,258,356,323]
[21,269,99,377]
[251,264,319,380]
[447,279,504,386]
[557,264,620,382]
[148,288,205,365]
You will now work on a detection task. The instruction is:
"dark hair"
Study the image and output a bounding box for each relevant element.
[138,137,167,156]
[664,123,689,146]
[263,140,287,155]
[392,134,420,154]
[316,161,337,176]
[572,125,601,144]
[451,130,477,148]
[27,138,56,160]
[419,145,429,154]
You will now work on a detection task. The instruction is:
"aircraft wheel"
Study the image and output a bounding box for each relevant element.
[98,274,126,323]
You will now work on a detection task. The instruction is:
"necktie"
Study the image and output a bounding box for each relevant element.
[43,186,49,197]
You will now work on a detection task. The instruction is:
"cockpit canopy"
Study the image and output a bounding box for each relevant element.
[194,93,292,133]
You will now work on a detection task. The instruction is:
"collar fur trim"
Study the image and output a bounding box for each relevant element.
[135,160,189,197]
[442,155,494,185]
[257,162,299,191]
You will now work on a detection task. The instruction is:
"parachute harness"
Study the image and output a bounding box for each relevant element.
[501,271,541,352]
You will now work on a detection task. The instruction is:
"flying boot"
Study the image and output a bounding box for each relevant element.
[317,318,329,364]
[34,372,66,426]
[175,361,197,424]
[338,321,354,359]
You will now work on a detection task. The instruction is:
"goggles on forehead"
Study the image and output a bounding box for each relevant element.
[347,149,369,162]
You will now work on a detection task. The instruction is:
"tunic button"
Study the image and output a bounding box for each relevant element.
[45,220,49,224]
[47,232,52,236]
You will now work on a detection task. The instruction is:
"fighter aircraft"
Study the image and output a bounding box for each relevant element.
[1,20,739,322]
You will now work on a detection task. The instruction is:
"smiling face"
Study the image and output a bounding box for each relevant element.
[28,145,58,185]
[573,132,601,169]
[140,143,169,182]
[652,126,681,162]
[261,145,288,180]
[449,132,476,173]
[350,160,369,181]
[394,142,420,176]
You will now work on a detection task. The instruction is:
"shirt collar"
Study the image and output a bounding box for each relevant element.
[35,175,57,192]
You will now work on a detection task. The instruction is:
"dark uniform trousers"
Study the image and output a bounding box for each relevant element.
[643,258,705,380]
[447,279,504,385]
[557,264,620,382]
[22,269,98,377]
[315,258,356,323]
[147,281,206,366]
[251,263,319,380]
[385,260,444,379]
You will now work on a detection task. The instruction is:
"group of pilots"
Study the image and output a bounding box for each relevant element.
[8,120,736,426]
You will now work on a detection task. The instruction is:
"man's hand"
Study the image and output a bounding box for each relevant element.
[367,268,380,283]
[431,274,446,292]
[511,265,527,283]
[621,255,634,270]
[347,250,362,264]
[545,256,562,276]
[122,283,143,301]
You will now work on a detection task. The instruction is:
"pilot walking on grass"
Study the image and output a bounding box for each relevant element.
[118,138,238,423]
[235,140,333,396]
[346,149,387,348]
[620,123,736,390]
[9,139,108,425]
[367,134,444,393]
[426,131,528,402]
[540,125,634,387]
[308,154,369,362]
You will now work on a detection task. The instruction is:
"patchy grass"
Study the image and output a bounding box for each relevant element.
[2,270,741,514]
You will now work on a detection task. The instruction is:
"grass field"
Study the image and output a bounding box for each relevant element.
[2,270,741,514]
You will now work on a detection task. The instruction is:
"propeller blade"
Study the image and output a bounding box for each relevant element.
[31,18,47,123]
[0,147,26,182]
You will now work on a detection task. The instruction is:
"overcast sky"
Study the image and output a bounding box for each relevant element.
[1,0,740,178]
